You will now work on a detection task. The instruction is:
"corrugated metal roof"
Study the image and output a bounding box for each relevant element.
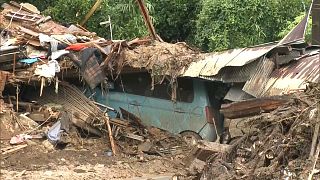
[183,43,276,77]
[262,51,320,96]
[199,59,260,83]
[183,12,310,79]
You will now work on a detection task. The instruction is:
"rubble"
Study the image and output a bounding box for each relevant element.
[201,83,320,180]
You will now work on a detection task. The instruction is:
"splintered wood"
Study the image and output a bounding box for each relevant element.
[1,144,28,155]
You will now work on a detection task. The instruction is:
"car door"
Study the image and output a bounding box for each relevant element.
[138,81,176,132]
[173,78,205,134]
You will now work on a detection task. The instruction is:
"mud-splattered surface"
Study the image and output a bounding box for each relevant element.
[0,140,193,179]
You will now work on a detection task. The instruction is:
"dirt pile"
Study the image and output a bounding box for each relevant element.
[202,83,320,180]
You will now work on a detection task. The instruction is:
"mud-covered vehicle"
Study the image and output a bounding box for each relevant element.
[93,72,226,142]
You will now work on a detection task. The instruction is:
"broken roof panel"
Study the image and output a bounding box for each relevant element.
[242,58,276,97]
[203,59,260,83]
[262,51,320,96]
[278,12,309,45]
[183,43,276,77]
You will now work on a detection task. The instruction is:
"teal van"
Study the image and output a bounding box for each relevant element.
[94,72,225,142]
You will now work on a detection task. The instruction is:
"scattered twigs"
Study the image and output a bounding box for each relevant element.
[307,103,320,180]
[1,144,28,155]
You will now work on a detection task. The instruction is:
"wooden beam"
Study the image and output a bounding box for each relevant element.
[312,0,320,45]
[136,0,158,41]
[221,97,289,119]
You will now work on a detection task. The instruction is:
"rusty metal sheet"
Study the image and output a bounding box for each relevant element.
[183,43,276,77]
[243,58,276,97]
[279,14,309,45]
[262,51,320,96]
[183,14,310,80]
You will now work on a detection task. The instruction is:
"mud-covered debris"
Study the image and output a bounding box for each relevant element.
[201,83,320,180]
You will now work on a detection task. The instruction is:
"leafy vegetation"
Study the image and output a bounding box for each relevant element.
[43,0,151,40]
[194,0,310,51]
[1,0,312,51]
[151,0,202,43]
[278,12,312,43]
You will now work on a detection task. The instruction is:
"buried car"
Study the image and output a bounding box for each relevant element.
[93,72,226,142]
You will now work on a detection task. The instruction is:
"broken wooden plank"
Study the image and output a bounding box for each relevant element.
[1,144,28,155]
[35,16,51,25]
[71,117,103,137]
[221,96,289,119]
[197,140,231,153]
[110,118,129,127]
[19,26,39,37]
[5,11,41,22]
[123,132,145,142]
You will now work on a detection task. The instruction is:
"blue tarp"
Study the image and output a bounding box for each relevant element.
[19,58,38,64]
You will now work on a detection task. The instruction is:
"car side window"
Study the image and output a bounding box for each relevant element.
[176,78,194,103]
[110,73,193,102]
[111,73,151,96]
[152,80,172,100]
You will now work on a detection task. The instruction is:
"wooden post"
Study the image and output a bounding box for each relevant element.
[13,53,16,75]
[104,114,117,155]
[136,0,157,40]
[312,0,320,45]
[16,85,19,112]
[40,77,44,97]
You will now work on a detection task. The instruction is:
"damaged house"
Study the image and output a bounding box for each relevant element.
[0,1,320,179]
[0,1,319,144]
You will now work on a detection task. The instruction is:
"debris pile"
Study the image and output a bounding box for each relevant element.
[0,1,198,159]
[0,81,194,155]
[0,2,201,95]
[201,83,320,179]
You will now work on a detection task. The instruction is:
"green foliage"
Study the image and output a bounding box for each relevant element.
[195,0,309,51]
[0,0,55,11]
[278,12,312,43]
[151,0,202,43]
[43,0,152,40]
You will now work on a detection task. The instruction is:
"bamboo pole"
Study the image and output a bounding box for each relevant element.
[80,0,102,26]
